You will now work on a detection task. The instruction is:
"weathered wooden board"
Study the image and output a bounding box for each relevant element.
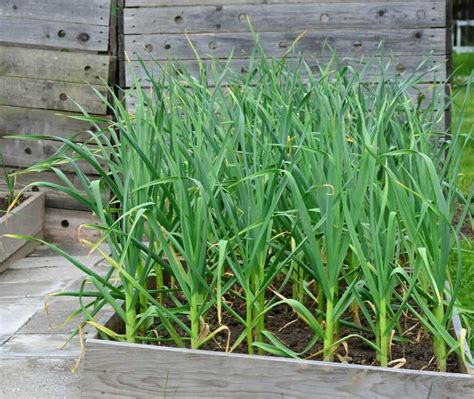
[0,169,96,210]
[0,17,109,51]
[0,192,44,265]
[0,138,101,175]
[0,106,111,142]
[124,29,446,60]
[124,2,445,34]
[81,340,474,398]
[0,46,110,85]
[127,0,438,6]
[125,55,447,87]
[0,0,111,26]
[0,77,107,114]
[44,208,102,243]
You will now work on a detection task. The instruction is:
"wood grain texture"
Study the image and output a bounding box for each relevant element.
[124,29,446,60]
[0,0,111,26]
[0,138,101,175]
[125,55,447,87]
[0,76,107,114]
[0,106,111,142]
[127,0,438,6]
[81,340,474,398]
[124,2,445,34]
[0,46,110,85]
[0,192,44,264]
[0,17,109,51]
[44,208,101,243]
[0,168,96,210]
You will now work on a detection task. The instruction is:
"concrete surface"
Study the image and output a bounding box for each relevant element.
[0,245,109,399]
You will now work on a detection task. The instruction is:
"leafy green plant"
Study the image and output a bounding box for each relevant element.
[6,33,473,372]
[0,156,16,208]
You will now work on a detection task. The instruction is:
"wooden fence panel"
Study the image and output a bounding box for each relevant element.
[0,0,113,223]
[0,47,110,85]
[0,0,111,26]
[124,2,445,34]
[127,0,438,6]
[125,29,445,61]
[44,208,102,243]
[0,17,109,51]
[0,77,107,114]
[0,138,101,175]
[0,106,110,141]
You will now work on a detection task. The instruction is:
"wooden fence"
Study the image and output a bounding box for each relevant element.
[122,0,449,89]
[0,0,114,241]
[0,0,451,242]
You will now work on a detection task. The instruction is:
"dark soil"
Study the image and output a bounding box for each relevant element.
[454,206,474,240]
[146,287,459,373]
[0,194,25,215]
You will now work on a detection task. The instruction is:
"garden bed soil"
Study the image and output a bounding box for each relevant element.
[100,285,463,373]
[454,207,474,240]
[153,292,460,373]
[0,194,25,214]
[201,297,458,372]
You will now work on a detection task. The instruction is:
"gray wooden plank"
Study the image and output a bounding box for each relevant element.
[81,340,474,398]
[124,29,446,60]
[127,0,438,6]
[0,0,111,26]
[44,208,101,243]
[0,17,109,51]
[0,77,108,114]
[0,106,111,142]
[124,2,445,34]
[0,138,101,175]
[0,192,44,264]
[125,55,447,87]
[0,168,95,211]
[0,46,110,85]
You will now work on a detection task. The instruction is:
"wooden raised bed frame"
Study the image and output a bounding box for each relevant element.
[81,337,474,398]
[0,191,45,273]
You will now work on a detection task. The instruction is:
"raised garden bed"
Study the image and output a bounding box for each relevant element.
[15,35,472,399]
[0,191,45,273]
[81,338,474,398]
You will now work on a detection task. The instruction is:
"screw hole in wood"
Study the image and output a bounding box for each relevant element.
[78,33,90,42]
